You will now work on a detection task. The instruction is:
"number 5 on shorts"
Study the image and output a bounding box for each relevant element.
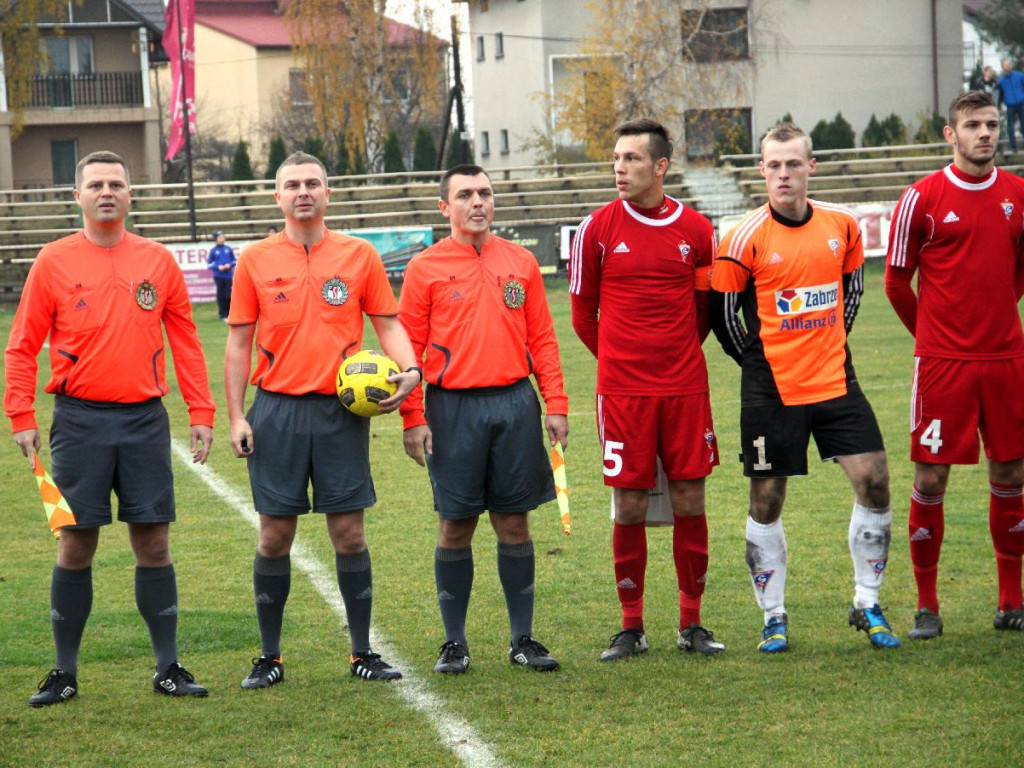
[920,418,943,454]
[604,440,624,477]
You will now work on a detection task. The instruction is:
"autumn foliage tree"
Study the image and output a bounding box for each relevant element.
[552,0,768,161]
[0,0,73,136]
[284,0,445,174]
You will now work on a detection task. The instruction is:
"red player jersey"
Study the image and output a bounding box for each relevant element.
[569,196,715,396]
[886,164,1024,359]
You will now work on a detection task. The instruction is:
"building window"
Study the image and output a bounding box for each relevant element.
[684,108,752,159]
[43,36,93,75]
[476,35,485,61]
[495,32,504,59]
[481,131,491,156]
[51,140,77,186]
[680,7,749,63]
[289,69,310,106]
[500,129,509,154]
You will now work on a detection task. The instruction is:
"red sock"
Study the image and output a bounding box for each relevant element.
[909,486,944,612]
[673,512,709,629]
[612,521,647,631]
[989,482,1024,612]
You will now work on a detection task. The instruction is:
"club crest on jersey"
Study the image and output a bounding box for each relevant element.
[869,558,887,577]
[678,241,692,263]
[827,238,839,257]
[752,570,774,593]
[322,278,348,306]
[1003,199,1015,219]
[503,279,526,309]
[135,281,157,311]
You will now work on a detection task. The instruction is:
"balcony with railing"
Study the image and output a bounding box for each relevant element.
[22,71,144,109]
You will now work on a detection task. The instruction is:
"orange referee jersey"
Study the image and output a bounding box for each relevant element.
[229,230,398,395]
[713,202,863,405]
[4,231,215,432]
[398,235,568,430]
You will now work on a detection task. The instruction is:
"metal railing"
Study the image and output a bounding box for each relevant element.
[24,71,145,109]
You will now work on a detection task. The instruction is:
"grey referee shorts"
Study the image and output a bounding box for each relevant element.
[425,378,555,519]
[247,389,376,515]
[49,395,175,528]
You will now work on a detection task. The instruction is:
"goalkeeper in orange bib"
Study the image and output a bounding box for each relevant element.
[711,123,899,652]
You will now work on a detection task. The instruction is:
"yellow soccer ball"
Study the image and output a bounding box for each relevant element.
[336,349,400,418]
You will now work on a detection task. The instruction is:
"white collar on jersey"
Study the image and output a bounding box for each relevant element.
[943,163,998,191]
[620,196,685,227]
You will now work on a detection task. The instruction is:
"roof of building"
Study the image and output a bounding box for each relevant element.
[195,0,446,49]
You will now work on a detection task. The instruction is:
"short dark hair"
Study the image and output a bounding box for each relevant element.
[948,90,996,128]
[760,122,813,159]
[275,151,328,188]
[614,118,673,163]
[75,151,130,189]
[440,164,491,201]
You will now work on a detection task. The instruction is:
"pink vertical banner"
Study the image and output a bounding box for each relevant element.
[164,0,196,161]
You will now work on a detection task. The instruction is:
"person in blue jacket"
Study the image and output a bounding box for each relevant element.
[998,59,1024,153]
[207,231,236,320]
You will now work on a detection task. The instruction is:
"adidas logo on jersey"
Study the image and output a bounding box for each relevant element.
[910,526,932,542]
[616,578,638,590]
[769,252,784,265]
[613,241,631,253]
[274,292,289,303]
[73,298,88,311]
[942,210,960,223]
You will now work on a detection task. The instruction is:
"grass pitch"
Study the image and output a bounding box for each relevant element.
[1,261,1021,767]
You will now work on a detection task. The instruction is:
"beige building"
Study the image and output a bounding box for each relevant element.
[0,0,165,189]
[458,0,965,168]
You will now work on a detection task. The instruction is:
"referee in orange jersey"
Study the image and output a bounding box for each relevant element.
[399,165,569,675]
[225,152,421,687]
[5,151,215,706]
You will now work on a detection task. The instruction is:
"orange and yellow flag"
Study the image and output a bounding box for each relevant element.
[33,453,76,540]
[550,443,571,536]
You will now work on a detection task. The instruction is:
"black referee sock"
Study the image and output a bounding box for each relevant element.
[435,546,473,648]
[135,564,179,673]
[253,552,291,659]
[336,550,373,655]
[497,541,536,643]
[52,565,93,676]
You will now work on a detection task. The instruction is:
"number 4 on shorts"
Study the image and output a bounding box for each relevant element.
[920,419,943,454]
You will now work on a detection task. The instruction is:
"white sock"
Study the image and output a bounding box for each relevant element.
[849,502,893,609]
[746,516,787,622]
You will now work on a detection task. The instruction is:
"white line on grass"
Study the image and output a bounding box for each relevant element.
[171,439,503,768]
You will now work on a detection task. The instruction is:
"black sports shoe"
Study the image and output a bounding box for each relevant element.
[678,623,726,655]
[908,608,943,640]
[994,608,1024,631]
[29,668,78,708]
[434,641,470,674]
[350,652,402,681]
[153,662,209,697]
[241,656,284,689]
[509,635,560,671]
[599,629,649,662]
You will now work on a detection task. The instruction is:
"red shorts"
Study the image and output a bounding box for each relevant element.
[597,392,718,488]
[911,356,1024,464]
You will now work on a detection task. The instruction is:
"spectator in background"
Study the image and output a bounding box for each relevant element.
[998,59,1024,152]
[972,66,1000,100]
[207,231,236,321]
